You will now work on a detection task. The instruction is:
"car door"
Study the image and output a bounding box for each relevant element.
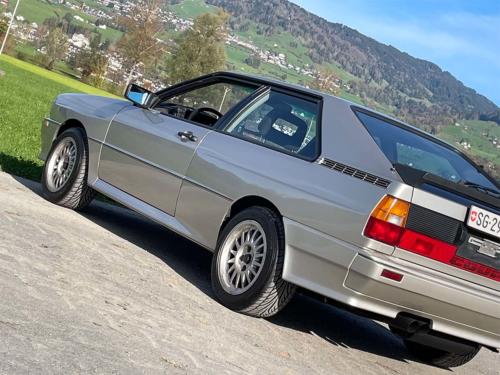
[98,106,210,215]
[98,78,259,216]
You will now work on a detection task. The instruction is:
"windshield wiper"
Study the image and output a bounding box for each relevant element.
[460,181,500,199]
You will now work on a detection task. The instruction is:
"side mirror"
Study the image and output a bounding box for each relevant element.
[125,83,156,108]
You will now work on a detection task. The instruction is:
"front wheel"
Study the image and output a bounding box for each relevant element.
[41,128,95,210]
[211,207,296,318]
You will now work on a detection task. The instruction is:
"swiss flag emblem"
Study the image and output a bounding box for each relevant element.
[470,211,478,222]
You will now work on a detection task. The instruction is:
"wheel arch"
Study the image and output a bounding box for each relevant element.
[57,118,87,139]
[220,195,282,235]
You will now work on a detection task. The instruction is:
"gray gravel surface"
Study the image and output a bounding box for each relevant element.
[0,172,498,374]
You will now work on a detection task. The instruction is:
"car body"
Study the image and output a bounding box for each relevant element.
[40,72,500,367]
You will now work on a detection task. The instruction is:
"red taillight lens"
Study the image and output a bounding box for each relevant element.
[399,229,457,262]
[364,217,405,246]
[450,257,500,282]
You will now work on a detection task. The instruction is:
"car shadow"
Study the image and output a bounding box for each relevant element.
[13,174,417,365]
[81,200,413,363]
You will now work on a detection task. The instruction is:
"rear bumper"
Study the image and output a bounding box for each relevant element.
[345,253,500,349]
[282,218,500,349]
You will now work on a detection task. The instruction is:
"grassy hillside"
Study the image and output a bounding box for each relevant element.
[8,0,123,42]
[171,0,218,18]
[438,120,500,169]
[0,55,116,180]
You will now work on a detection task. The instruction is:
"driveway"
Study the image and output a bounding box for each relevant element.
[0,172,498,374]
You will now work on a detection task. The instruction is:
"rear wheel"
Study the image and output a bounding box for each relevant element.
[41,128,95,210]
[403,338,480,368]
[211,207,296,317]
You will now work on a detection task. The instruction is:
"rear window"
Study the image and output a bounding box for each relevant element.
[355,110,498,190]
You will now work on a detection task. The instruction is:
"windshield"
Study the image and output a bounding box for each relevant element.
[355,111,499,191]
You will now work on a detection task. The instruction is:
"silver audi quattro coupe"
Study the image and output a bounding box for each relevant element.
[39,72,500,368]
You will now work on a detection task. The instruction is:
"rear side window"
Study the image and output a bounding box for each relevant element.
[223,90,320,160]
[355,110,498,189]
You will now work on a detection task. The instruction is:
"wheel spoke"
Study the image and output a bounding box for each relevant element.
[219,220,267,295]
[230,271,237,285]
[46,138,79,193]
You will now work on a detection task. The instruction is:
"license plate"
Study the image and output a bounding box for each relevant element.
[467,206,500,240]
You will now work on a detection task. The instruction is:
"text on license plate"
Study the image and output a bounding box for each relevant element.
[467,206,500,240]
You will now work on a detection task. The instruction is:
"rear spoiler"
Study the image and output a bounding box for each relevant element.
[394,164,500,210]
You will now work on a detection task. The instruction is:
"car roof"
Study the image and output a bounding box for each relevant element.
[206,71,327,98]
[161,71,462,152]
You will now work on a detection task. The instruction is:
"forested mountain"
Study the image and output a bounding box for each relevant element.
[206,0,499,127]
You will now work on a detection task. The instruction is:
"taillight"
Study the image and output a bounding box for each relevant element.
[364,218,404,246]
[370,195,410,227]
[399,229,457,262]
[364,196,410,245]
[364,195,499,283]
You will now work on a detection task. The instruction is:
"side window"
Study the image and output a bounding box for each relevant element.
[155,81,257,127]
[223,91,320,159]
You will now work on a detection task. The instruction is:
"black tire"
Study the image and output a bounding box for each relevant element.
[211,206,296,318]
[403,339,480,368]
[41,128,95,210]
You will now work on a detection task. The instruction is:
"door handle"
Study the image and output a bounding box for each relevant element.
[177,131,198,142]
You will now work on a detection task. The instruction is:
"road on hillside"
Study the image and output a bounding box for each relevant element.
[0,172,498,374]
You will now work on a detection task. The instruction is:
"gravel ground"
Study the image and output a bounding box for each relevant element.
[0,172,498,374]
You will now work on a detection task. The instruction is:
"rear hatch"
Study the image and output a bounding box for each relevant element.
[354,109,500,290]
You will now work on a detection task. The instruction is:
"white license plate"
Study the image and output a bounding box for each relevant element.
[467,206,500,240]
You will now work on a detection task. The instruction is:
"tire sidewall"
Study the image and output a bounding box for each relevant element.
[41,128,86,202]
[211,207,282,311]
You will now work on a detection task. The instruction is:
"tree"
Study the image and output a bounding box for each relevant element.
[309,66,341,96]
[167,11,229,84]
[116,0,165,86]
[0,17,15,54]
[75,34,108,85]
[0,17,8,38]
[40,27,68,70]
[244,53,261,69]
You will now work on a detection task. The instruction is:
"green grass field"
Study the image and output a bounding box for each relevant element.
[0,55,115,181]
[171,0,218,19]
